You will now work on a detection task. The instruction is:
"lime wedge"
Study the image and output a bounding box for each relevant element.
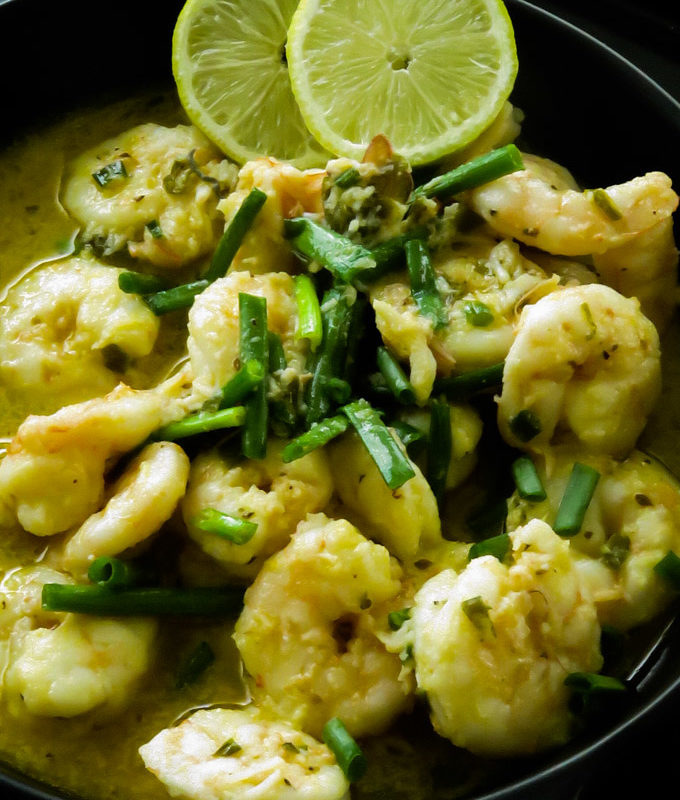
[172,0,328,167]
[287,0,518,165]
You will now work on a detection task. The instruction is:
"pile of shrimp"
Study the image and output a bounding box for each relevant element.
[0,101,678,800]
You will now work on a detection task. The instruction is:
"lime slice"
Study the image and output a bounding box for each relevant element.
[172,0,328,168]
[287,0,518,165]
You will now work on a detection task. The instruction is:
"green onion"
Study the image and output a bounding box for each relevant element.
[193,508,258,545]
[219,360,265,410]
[405,239,447,330]
[376,347,415,405]
[175,641,215,689]
[434,362,504,401]
[87,557,144,590]
[390,420,427,457]
[413,144,524,200]
[163,150,221,196]
[508,409,542,443]
[601,533,631,570]
[284,217,376,283]
[462,596,495,636]
[118,271,170,295]
[564,671,627,715]
[144,280,210,315]
[463,300,494,327]
[146,219,164,239]
[468,533,511,563]
[342,399,415,490]
[92,159,128,188]
[590,188,623,221]
[152,406,246,441]
[511,456,547,501]
[204,187,267,282]
[553,462,600,537]
[239,293,269,460]
[427,398,451,506]
[653,550,680,590]
[334,167,361,188]
[213,739,242,757]
[322,718,367,782]
[294,274,323,351]
[42,584,245,616]
[387,607,411,631]
[360,228,428,285]
[282,415,350,463]
[267,331,298,431]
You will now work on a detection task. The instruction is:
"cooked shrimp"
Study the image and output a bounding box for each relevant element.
[328,431,442,561]
[62,442,189,578]
[593,217,679,332]
[0,376,193,536]
[498,283,661,457]
[507,448,680,630]
[182,440,333,579]
[61,123,238,268]
[411,519,602,756]
[470,153,678,256]
[0,565,69,640]
[139,706,350,800]
[0,257,159,407]
[187,270,308,403]
[233,514,414,739]
[217,157,324,274]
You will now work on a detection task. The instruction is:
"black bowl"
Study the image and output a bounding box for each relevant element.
[0,1,679,798]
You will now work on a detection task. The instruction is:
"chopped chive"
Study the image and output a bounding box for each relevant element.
[268,331,287,372]
[462,596,495,636]
[343,294,369,386]
[87,557,144,590]
[151,406,246,441]
[360,228,428,285]
[413,144,524,200]
[118,270,170,295]
[323,377,352,403]
[376,347,415,405]
[146,219,164,239]
[387,607,411,631]
[342,399,415,490]
[553,462,600,537]
[284,217,376,283]
[322,718,367,783]
[564,671,627,715]
[405,239,447,330]
[590,188,623,221]
[92,159,128,188]
[390,420,427,457]
[600,533,631,570]
[193,508,258,545]
[427,398,452,506]
[219,360,265,410]
[213,739,242,757]
[434,362,504,401]
[163,149,221,196]
[294,274,323,351]
[468,533,511,563]
[282,417,350,463]
[239,293,269,460]
[653,550,680,590]
[511,456,547,501]
[508,409,542,443]
[466,498,508,539]
[399,643,414,663]
[42,584,244,616]
[203,187,267,282]
[334,167,361,188]
[144,279,210,315]
[581,302,597,340]
[463,300,494,327]
[175,641,215,689]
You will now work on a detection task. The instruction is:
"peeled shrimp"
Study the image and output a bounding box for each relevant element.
[470,153,678,256]
[498,283,661,457]
[182,440,333,579]
[139,706,349,800]
[233,514,414,739]
[411,519,602,756]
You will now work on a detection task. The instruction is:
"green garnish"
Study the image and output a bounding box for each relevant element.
[146,219,164,239]
[322,718,367,783]
[601,533,630,570]
[426,398,452,506]
[175,641,216,689]
[239,293,269,460]
[219,360,265,410]
[213,739,242,757]
[511,456,547,501]
[405,238,447,330]
[151,406,246,441]
[553,462,600,537]
[590,188,623,221]
[334,167,361,188]
[281,415,349,463]
[376,347,415,405]
[92,159,128,188]
[462,596,495,636]
[434,362,504,401]
[468,533,511,563]
[87,557,144,590]
[508,409,542,442]
[118,270,170,295]
[653,550,680,590]
[144,280,210,315]
[193,508,258,545]
[464,300,494,327]
[387,607,411,631]
[294,274,323,351]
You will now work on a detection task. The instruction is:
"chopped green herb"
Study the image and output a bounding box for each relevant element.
[581,302,597,340]
[193,508,258,545]
[294,274,323,351]
[462,596,495,636]
[464,300,494,327]
[334,167,361,188]
[508,409,542,442]
[405,238,447,330]
[553,462,600,537]
[213,739,242,757]
[92,159,128,188]
[468,533,510,563]
[564,671,627,715]
[601,533,630,570]
[322,718,367,782]
[387,607,411,631]
[590,188,623,220]
[376,347,415,405]
[281,415,349,463]
[427,398,452,506]
[434,362,504,401]
[146,219,164,239]
[175,641,215,689]
[653,550,680,590]
[511,456,547,501]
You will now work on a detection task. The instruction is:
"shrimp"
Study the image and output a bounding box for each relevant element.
[217,158,324,274]
[0,257,159,408]
[182,440,333,579]
[139,706,349,800]
[0,376,193,536]
[61,123,238,268]
[62,442,190,579]
[469,153,679,256]
[233,513,414,739]
[411,519,602,757]
[507,448,680,631]
[187,270,308,403]
[498,283,661,457]
[328,431,442,562]
[370,237,560,402]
